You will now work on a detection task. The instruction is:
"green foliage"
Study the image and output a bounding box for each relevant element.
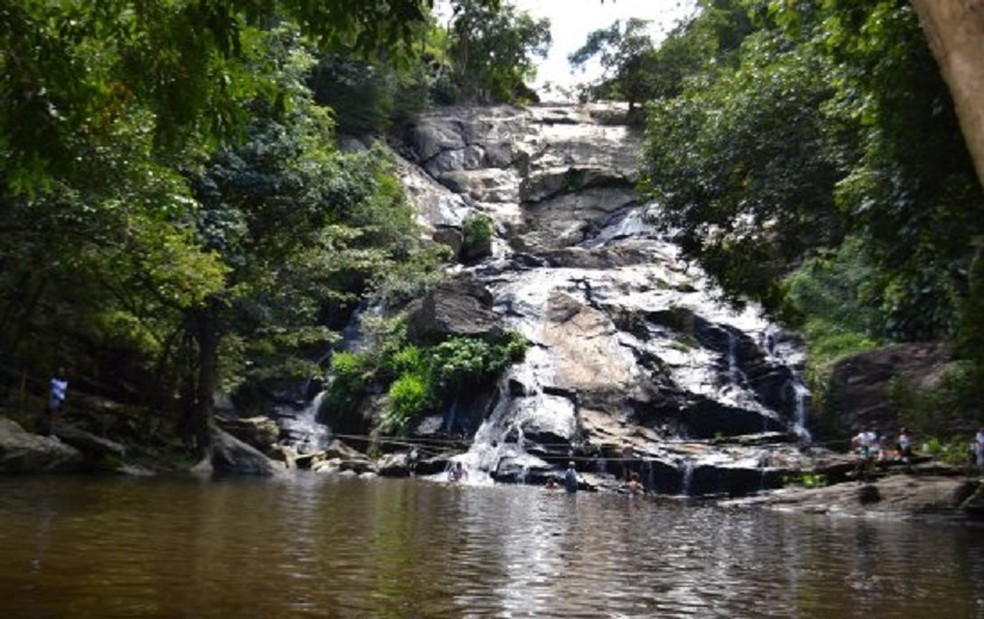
[1,0,503,193]
[461,212,494,261]
[323,329,529,436]
[638,0,984,426]
[891,363,984,441]
[384,373,431,433]
[919,434,972,468]
[448,0,551,104]
[641,26,847,313]
[569,18,660,109]
[308,54,394,135]
[782,236,882,367]
[322,351,372,419]
[463,213,494,247]
[781,472,828,488]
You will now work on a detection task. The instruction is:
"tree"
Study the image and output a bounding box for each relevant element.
[640,0,984,348]
[569,18,659,109]
[640,28,848,312]
[0,0,501,194]
[447,0,551,103]
[908,1,984,190]
[0,1,498,450]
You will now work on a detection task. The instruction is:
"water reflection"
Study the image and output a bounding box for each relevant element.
[0,475,982,618]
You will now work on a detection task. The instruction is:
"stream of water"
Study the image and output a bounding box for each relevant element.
[2,474,982,618]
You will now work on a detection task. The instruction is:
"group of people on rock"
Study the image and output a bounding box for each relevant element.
[853,424,984,480]
[851,425,914,464]
[852,425,916,481]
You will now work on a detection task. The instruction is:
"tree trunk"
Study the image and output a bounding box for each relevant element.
[190,302,220,457]
[910,0,984,188]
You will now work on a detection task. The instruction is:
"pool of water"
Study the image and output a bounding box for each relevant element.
[1,474,983,618]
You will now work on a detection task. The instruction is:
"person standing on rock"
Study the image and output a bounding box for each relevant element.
[44,367,68,435]
[852,426,878,483]
[895,427,914,462]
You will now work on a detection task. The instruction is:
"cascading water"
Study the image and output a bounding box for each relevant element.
[281,392,332,453]
[679,459,695,496]
[792,382,812,442]
[386,103,820,494]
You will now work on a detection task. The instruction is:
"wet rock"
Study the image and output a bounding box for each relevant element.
[726,474,979,519]
[196,428,286,477]
[377,452,414,477]
[858,483,881,504]
[383,103,817,495]
[0,417,83,473]
[215,414,280,453]
[53,423,125,459]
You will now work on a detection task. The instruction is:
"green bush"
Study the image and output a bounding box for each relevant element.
[318,328,529,436]
[384,373,431,433]
[460,213,493,261]
[322,351,371,418]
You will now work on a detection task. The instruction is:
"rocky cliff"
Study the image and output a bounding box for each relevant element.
[376,103,821,495]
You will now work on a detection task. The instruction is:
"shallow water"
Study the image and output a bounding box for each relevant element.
[1,474,983,618]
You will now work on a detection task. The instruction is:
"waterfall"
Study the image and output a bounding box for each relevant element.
[792,381,812,442]
[727,330,741,384]
[454,377,522,484]
[375,103,824,496]
[282,392,332,454]
[679,459,695,496]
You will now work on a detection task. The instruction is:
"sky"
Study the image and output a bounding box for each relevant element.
[510,0,697,98]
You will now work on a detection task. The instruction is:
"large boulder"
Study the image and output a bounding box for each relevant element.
[53,423,126,460]
[0,417,83,473]
[406,276,503,342]
[215,414,280,453]
[194,428,286,477]
[824,343,951,438]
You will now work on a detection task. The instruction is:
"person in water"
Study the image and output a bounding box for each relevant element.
[544,477,560,490]
[448,461,468,482]
[625,471,645,497]
[564,461,579,493]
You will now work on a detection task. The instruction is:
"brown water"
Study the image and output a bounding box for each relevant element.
[1,474,982,619]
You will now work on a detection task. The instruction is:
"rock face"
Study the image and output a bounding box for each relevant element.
[384,103,818,495]
[0,417,83,473]
[824,343,951,438]
[727,475,980,520]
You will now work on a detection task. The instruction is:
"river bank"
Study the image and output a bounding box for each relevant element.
[4,412,983,526]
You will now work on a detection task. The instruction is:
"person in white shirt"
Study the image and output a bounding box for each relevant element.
[851,426,878,483]
[44,367,68,435]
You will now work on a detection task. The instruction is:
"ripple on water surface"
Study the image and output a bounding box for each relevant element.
[1,475,983,618]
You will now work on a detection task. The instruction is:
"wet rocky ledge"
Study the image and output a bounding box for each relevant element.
[720,464,984,524]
